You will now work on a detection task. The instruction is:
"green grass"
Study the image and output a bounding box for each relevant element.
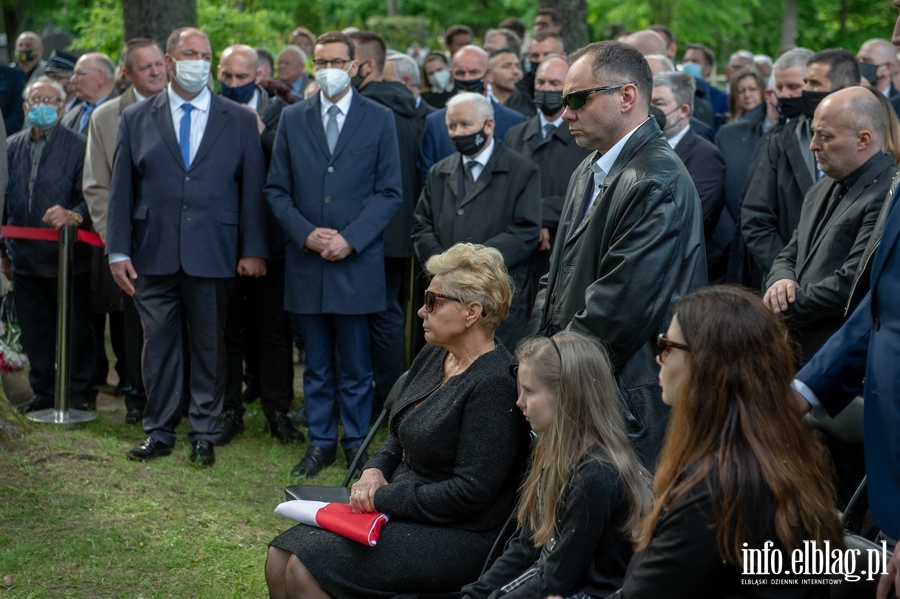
[0,403,385,598]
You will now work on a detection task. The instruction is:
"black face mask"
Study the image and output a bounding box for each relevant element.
[220,80,256,104]
[533,90,564,116]
[454,77,486,94]
[777,96,804,120]
[858,62,879,86]
[350,64,369,90]
[802,89,832,119]
[527,60,540,74]
[17,49,37,63]
[451,126,488,156]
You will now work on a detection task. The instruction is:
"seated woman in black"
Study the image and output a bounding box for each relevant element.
[613,285,845,598]
[265,243,531,598]
[462,332,653,599]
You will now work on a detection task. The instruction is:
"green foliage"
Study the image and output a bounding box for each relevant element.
[366,15,436,52]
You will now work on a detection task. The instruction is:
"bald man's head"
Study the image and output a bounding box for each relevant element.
[15,31,43,72]
[857,38,897,92]
[621,30,667,57]
[218,45,259,93]
[451,45,490,91]
[811,86,884,181]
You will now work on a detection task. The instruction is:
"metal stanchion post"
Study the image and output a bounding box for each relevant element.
[27,225,96,424]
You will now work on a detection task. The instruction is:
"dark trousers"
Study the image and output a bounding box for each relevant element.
[93,311,126,385]
[291,312,373,452]
[132,272,232,445]
[369,256,406,413]
[13,271,97,402]
[224,261,294,419]
[122,294,147,412]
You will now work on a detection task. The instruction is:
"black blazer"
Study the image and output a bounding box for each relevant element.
[673,125,726,241]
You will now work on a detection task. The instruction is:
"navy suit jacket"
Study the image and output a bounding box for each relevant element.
[264,90,402,315]
[106,90,268,277]
[416,98,526,184]
[797,182,900,539]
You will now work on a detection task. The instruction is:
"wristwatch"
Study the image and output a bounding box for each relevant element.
[73,212,83,226]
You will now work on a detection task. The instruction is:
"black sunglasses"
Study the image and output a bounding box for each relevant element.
[562,82,636,110]
[657,334,690,361]
[423,290,462,313]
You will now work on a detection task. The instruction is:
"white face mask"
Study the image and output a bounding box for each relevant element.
[428,70,451,91]
[174,59,211,93]
[315,67,351,99]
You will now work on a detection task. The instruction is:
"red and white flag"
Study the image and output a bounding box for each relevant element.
[275,500,390,546]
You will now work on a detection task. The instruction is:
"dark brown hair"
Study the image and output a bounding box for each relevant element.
[637,285,844,565]
[315,31,355,61]
[348,31,386,72]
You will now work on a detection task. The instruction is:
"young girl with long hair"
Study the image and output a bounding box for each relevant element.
[462,331,653,599]
[614,286,845,598]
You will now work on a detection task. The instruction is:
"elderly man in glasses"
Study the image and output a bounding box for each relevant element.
[530,41,707,467]
[3,76,98,414]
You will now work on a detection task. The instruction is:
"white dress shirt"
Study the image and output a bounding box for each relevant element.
[538,112,564,134]
[666,123,691,149]
[584,119,646,215]
[168,83,211,166]
[320,88,354,135]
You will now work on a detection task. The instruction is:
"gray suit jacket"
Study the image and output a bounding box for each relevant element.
[767,152,896,363]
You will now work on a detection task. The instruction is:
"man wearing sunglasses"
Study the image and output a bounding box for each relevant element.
[530,41,707,467]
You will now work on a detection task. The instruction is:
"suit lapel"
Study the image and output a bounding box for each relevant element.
[785,121,815,191]
[871,184,900,283]
[151,93,184,170]
[330,93,367,162]
[796,178,838,275]
[304,95,331,158]
[564,165,594,245]
[188,95,228,170]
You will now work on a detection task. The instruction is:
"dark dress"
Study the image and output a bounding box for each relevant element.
[270,341,531,598]
[462,445,633,599]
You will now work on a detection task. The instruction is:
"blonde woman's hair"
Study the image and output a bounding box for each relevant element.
[425,243,513,332]
[515,332,654,545]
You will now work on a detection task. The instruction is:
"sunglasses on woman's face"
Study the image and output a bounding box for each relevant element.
[657,334,690,361]
[562,82,635,110]
[423,290,462,313]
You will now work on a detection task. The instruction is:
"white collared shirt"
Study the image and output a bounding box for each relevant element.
[247,89,260,110]
[168,83,211,166]
[585,119,646,213]
[133,89,147,103]
[462,137,495,183]
[666,123,691,150]
[538,112,564,135]
[320,87,354,134]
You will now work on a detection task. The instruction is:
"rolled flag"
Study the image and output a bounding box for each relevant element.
[275,500,389,546]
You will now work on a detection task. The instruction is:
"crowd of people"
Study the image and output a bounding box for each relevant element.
[3,3,900,597]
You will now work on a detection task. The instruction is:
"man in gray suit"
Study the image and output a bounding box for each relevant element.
[106,27,268,466]
[764,87,896,364]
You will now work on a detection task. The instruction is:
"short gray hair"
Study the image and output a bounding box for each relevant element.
[646,54,675,73]
[846,89,886,146]
[23,75,66,102]
[446,92,494,120]
[727,49,753,67]
[653,71,695,114]
[386,52,420,87]
[773,47,814,72]
[280,45,307,64]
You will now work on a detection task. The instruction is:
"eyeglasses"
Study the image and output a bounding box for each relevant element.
[423,290,462,313]
[313,58,350,70]
[562,82,635,110]
[657,334,690,361]
[26,97,62,107]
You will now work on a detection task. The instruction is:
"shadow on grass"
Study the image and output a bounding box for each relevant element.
[0,403,385,598]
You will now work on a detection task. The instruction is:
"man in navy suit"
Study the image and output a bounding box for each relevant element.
[416,45,525,183]
[106,27,268,467]
[265,31,402,478]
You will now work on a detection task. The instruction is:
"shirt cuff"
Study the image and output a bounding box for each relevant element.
[791,378,828,419]
[108,253,130,264]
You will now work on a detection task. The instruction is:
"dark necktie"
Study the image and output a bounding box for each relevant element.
[464,160,478,194]
[543,123,555,139]
[78,102,97,133]
[814,180,844,240]
[180,103,194,169]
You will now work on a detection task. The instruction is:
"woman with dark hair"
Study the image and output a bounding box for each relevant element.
[266,243,531,598]
[727,67,766,123]
[613,285,844,598]
[463,332,652,599]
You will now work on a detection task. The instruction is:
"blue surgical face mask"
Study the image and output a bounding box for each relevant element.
[29,104,59,130]
[220,80,256,104]
[681,62,703,79]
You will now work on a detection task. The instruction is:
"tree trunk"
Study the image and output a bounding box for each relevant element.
[122,0,198,48]
[540,0,589,51]
[0,382,32,451]
[780,0,798,51]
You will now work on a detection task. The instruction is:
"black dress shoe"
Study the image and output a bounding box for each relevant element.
[215,410,245,446]
[268,411,305,445]
[125,408,143,425]
[14,395,53,414]
[344,445,369,477]
[71,396,96,411]
[126,437,173,461]
[290,446,336,477]
[287,409,308,427]
[113,381,134,396]
[190,440,215,467]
